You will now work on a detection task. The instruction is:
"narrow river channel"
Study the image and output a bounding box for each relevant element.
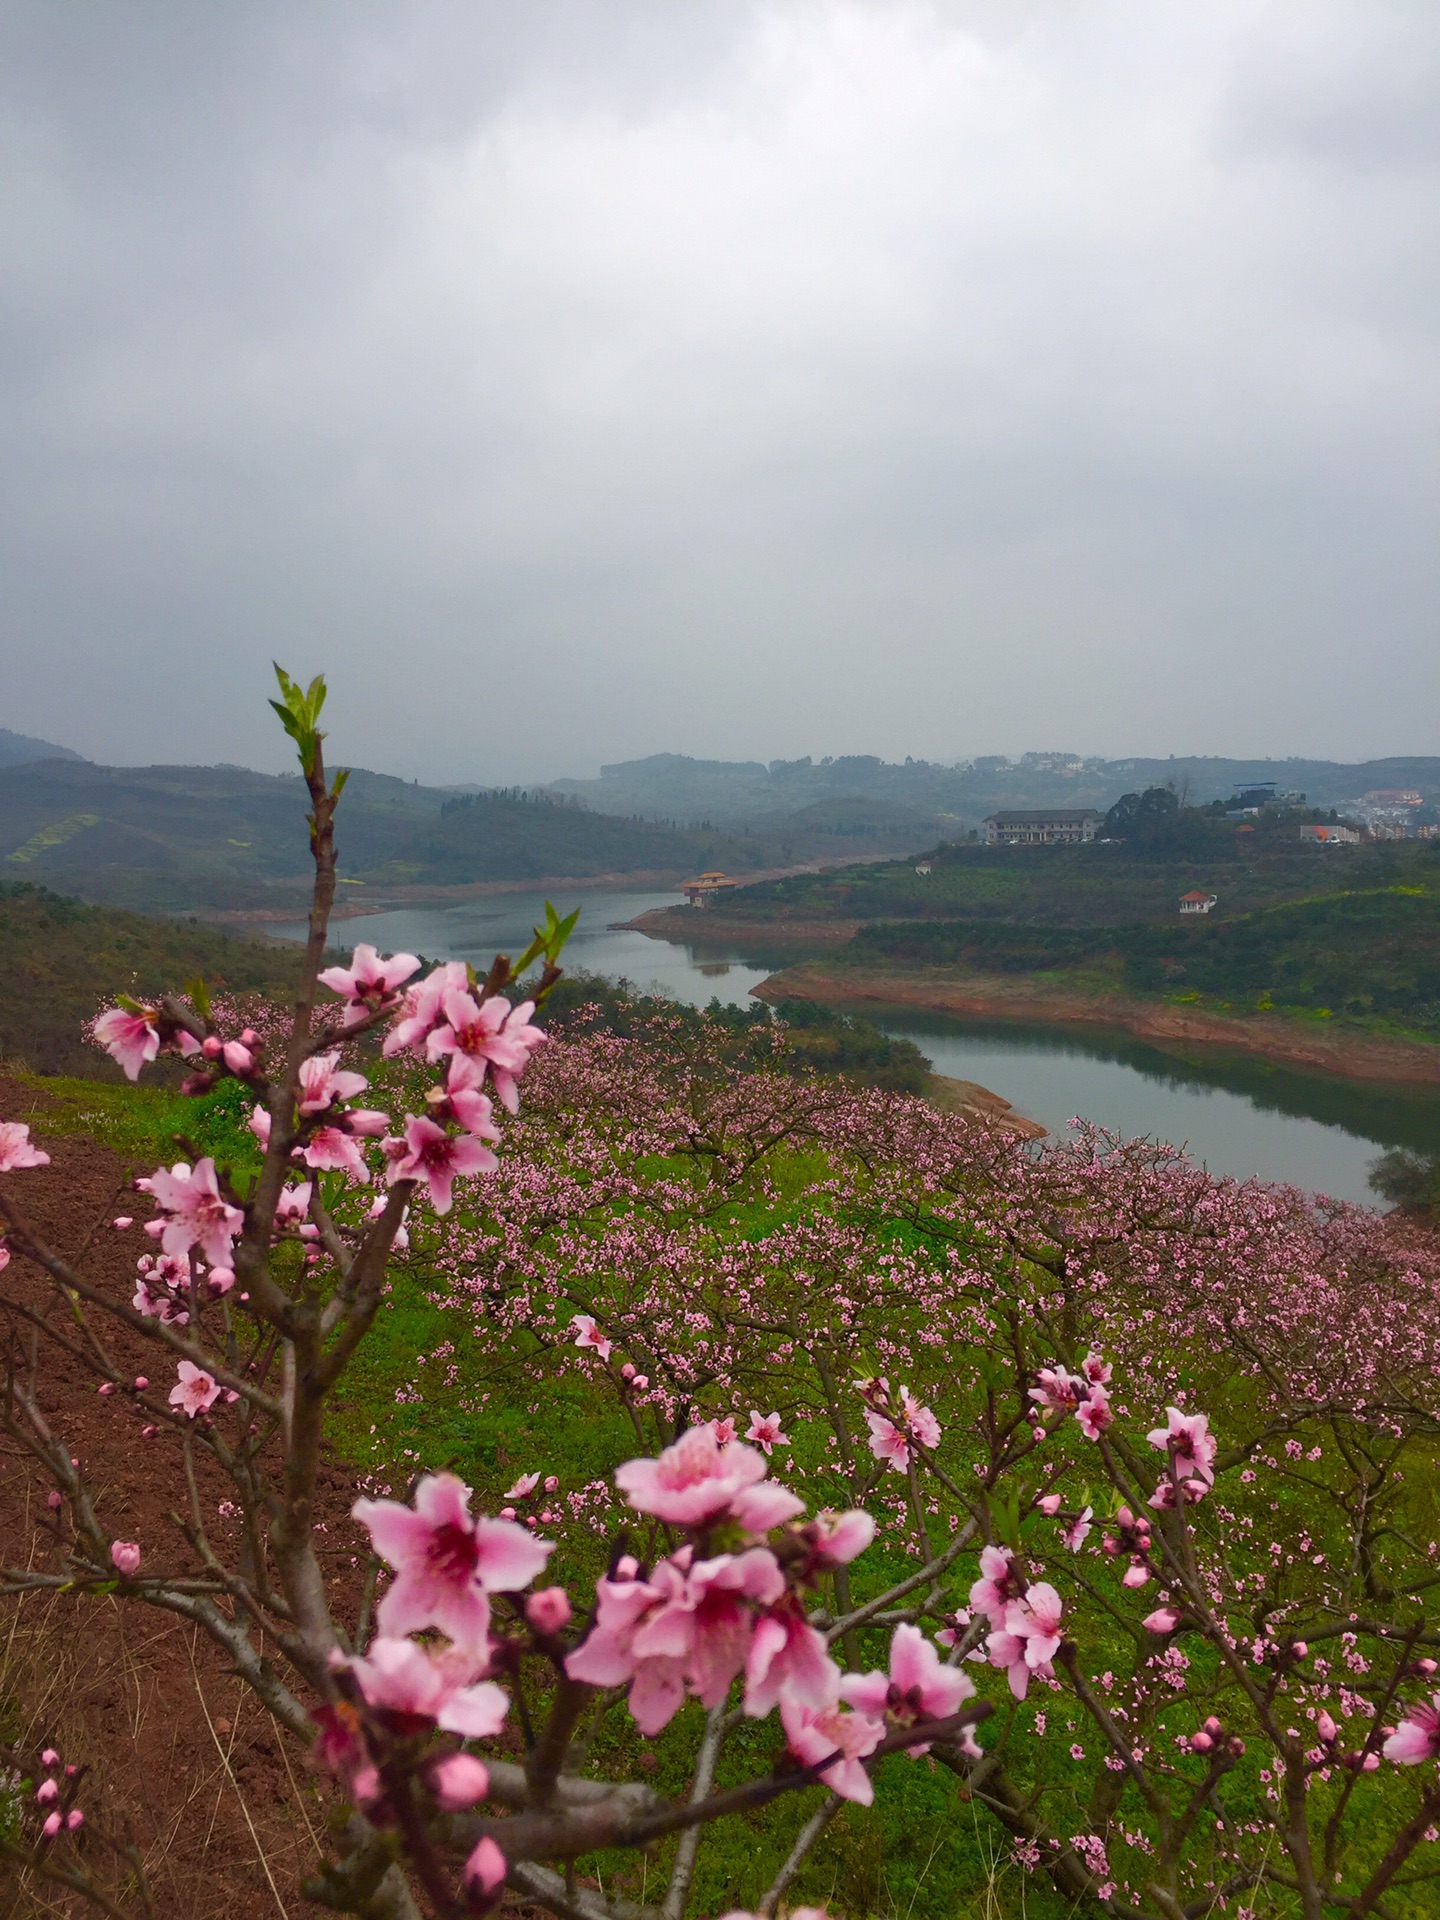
[274,888,1440,1207]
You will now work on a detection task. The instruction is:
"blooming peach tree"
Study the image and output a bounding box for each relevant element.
[2,670,1440,1919]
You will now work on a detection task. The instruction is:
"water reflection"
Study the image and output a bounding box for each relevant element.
[274,890,1440,1206]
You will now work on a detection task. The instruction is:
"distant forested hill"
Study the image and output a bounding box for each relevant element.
[0,727,85,768]
[550,751,1440,834]
[0,759,925,912]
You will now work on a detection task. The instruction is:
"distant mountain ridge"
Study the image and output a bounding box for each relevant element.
[0,758,932,914]
[0,726,85,768]
[551,752,1440,832]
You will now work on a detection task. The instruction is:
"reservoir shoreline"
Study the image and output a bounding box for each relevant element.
[748,960,1440,1089]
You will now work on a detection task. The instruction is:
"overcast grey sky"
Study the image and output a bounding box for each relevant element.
[2,1,1436,782]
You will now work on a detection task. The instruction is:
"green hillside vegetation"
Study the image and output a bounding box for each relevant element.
[714,817,1440,927]
[845,886,1440,1035]
[0,759,939,911]
[0,880,302,1076]
[541,969,932,1093]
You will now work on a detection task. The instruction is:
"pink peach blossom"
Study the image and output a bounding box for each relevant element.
[347,1636,509,1738]
[572,1314,612,1360]
[746,1410,789,1454]
[1147,1407,1217,1487]
[526,1587,572,1634]
[969,1545,1022,1628]
[93,1007,160,1080]
[780,1695,884,1805]
[110,1541,141,1576]
[1384,1696,1440,1765]
[0,1121,50,1173]
[429,991,546,1113]
[169,1362,221,1418]
[744,1605,839,1718]
[431,1752,491,1810]
[464,1835,507,1898]
[614,1426,769,1528]
[1076,1386,1114,1440]
[1029,1367,1085,1412]
[841,1623,976,1752]
[296,1050,369,1115]
[354,1472,552,1656]
[301,1126,371,1183]
[137,1159,242,1267]
[383,962,470,1055]
[318,944,421,1025]
[864,1411,911,1472]
[384,1116,495,1213]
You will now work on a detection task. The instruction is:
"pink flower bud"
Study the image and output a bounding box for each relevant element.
[620,1363,636,1379]
[222,1042,254,1074]
[111,1541,141,1577]
[36,1779,58,1804]
[544,1475,559,1492]
[45,1491,62,1510]
[1037,1493,1062,1516]
[98,1382,115,1396]
[499,1506,516,1521]
[1188,1731,1213,1752]
[1317,1711,1337,1743]
[631,1375,649,1391]
[42,1811,61,1839]
[201,1036,223,1058]
[431,1753,490,1811]
[1204,1716,1222,1736]
[1291,1641,1308,1659]
[1032,1426,1046,1441]
[239,1029,259,1047]
[65,1809,83,1831]
[112,1216,134,1230]
[40,1749,59,1768]
[1417,1658,1438,1676]
[1121,1561,1150,1588]
[526,1587,572,1634]
[464,1835,506,1898]
[1142,1607,1182,1635]
[1361,1752,1380,1771]
[141,1424,159,1438]
[134,1377,149,1390]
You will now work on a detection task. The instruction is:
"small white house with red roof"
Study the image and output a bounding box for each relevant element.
[1179,890,1217,915]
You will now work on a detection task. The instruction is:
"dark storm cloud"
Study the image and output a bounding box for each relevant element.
[1,2,1436,781]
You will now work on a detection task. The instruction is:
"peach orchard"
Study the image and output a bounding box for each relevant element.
[3,673,1440,1919]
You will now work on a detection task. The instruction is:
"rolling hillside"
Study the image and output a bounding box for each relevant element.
[0,759,924,912]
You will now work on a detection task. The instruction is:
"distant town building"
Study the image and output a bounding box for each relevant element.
[914,861,932,875]
[1179,891,1218,915]
[1300,824,1359,846]
[681,871,739,907]
[982,809,1105,846]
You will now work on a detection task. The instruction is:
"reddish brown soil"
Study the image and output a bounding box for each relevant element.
[752,963,1440,1087]
[0,1077,356,1918]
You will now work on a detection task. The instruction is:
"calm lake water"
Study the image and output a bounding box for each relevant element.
[276,888,1440,1207]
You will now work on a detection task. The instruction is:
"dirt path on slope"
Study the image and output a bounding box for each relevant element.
[0,1077,357,1918]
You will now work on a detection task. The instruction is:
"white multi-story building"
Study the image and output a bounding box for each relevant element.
[982,809,1106,846]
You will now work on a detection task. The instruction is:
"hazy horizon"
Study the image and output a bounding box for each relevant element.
[2,2,1436,783]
